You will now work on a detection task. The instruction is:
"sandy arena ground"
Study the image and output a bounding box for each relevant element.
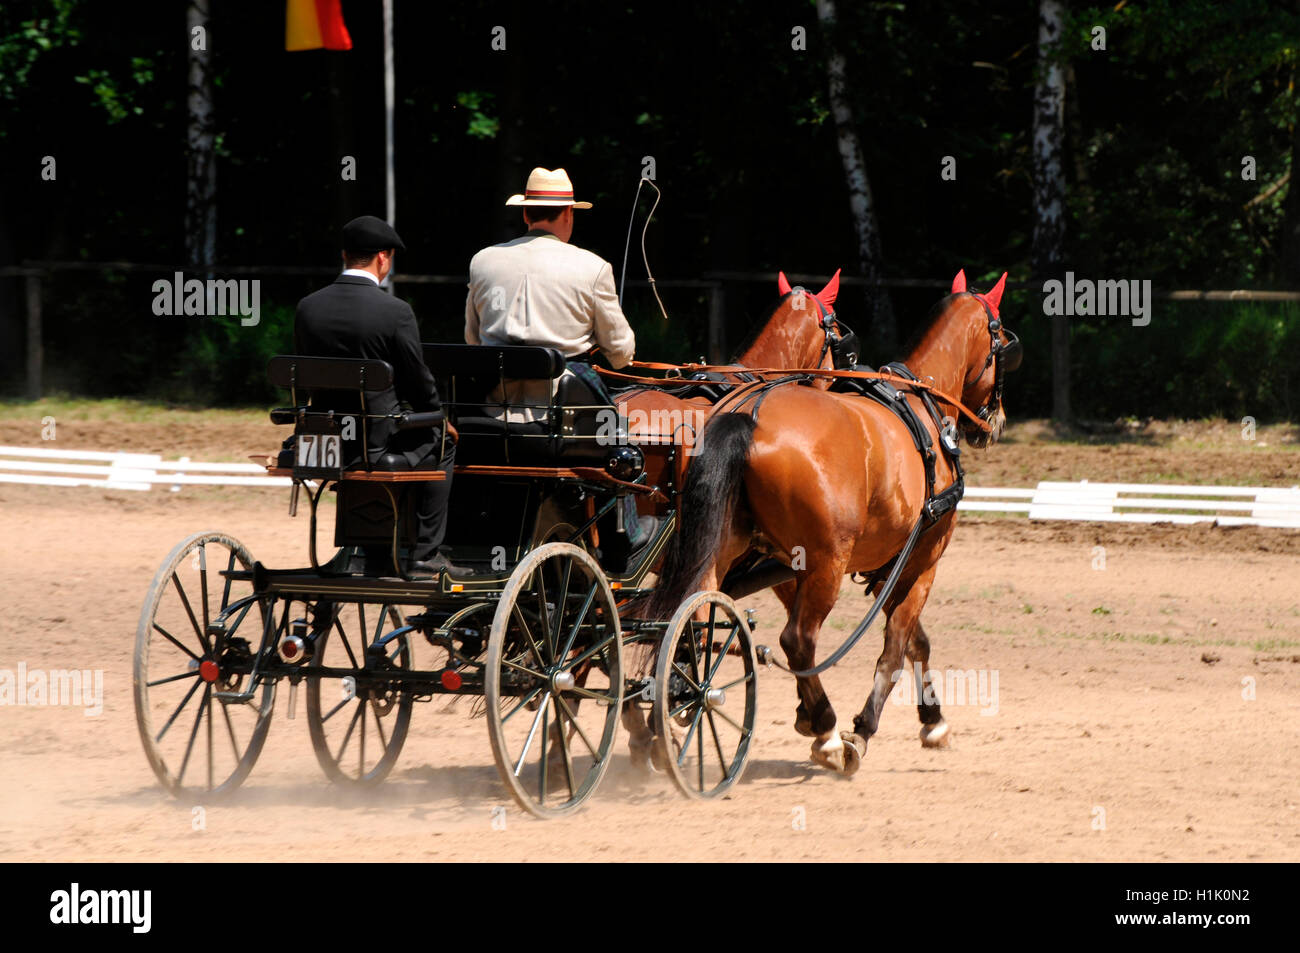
[2,464,1298,861]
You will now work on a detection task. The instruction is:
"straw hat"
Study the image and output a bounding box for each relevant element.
[505,167,593,208]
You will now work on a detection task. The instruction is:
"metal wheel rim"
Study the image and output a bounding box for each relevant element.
[305,601,414,786]
[653,591,757,799]
[133,531,274,799]
[485,542,623,818]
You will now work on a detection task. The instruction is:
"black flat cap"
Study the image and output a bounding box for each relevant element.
[341,215,405,253]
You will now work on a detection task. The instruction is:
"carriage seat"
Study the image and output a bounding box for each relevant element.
[422,342,619,465]
[267,355,445,473]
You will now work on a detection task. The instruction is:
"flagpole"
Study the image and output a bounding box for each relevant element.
[382,0,396,294]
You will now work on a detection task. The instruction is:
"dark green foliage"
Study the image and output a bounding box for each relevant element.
[0,0,1297,419]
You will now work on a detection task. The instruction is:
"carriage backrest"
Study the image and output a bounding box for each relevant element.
[422,342,564,400]
[267,354,395,393]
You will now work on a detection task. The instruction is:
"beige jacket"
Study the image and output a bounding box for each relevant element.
[465,231,636,422]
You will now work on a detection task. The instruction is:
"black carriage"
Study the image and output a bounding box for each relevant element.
[133,343,759,817]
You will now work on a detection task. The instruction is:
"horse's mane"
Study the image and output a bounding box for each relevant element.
[729,292,796,362]
[900,293,962,358]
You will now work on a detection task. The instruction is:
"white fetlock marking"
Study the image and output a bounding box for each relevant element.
[814,733,845,757]
[921,720,950,745]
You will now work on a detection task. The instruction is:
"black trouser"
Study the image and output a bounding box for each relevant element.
[411,437,456,561]
[361,433,455,567]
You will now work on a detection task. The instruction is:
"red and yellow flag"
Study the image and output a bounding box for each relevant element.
[286,0,352,51]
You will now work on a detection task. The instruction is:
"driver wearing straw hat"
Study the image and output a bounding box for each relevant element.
[465,167,636,421]
[465,167,654,557]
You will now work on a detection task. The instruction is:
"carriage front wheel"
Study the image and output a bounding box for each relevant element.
[485,542,623,818]
[133,531,274,798]
[654,591,758,799]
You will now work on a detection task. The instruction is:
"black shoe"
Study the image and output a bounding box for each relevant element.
[628,516,661,557]
[410,553,475,579]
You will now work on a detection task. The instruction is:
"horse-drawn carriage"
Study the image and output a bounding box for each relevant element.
[133,269,1020,816]
[133,341,758,817]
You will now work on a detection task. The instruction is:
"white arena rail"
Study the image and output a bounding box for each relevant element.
[3,446,1298,527]
[0,445,290,491]
[960,480,1300,528]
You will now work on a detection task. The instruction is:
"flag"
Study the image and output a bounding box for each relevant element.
[286,0,352,52]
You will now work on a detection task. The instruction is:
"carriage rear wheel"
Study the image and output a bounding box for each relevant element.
[134,532,274,798]
[653,591,758,799]
[305,601,414,786]
[485,542,623,818]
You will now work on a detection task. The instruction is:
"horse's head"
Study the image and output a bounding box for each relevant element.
[948,269,1021,448]
[907,269,1021,448]
[734,269,851,370]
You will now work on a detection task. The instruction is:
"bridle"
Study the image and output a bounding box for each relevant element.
[791,288,859,370]
[962,291,1022,425]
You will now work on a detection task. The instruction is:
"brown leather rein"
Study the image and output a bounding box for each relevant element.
[595,359,994,432]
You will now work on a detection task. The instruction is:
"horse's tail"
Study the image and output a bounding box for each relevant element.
[646,413,757,619]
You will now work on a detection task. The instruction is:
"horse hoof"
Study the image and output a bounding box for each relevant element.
[810,734,860,777]
[920,720,951,748]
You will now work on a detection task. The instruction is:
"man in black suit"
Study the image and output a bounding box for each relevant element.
[293,215,461,577]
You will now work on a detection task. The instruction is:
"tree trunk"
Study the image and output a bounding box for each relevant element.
[816,0,896,355]
[1032,0,1069,422]
[1280,106,1300,285]
[186,0,217,269]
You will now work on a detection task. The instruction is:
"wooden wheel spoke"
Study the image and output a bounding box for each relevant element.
[177,685,210,787]
[538,704,550,803]
[554,693,600,761]
[671,659,702,693]
[552,696,576,799]
[148,669,199,688]
[171,572,209,652]
[198,543,211,635]
[565,683,616,704]
[370,698,389,749]
[558,582,598,663]
[359,699,367,774]
[501,684,546,724]
[677,704,706,768]
[706,708,728,776]
[220,549,236,611]
[220,698,241,761]
[153,621,201,662]
[535,571,552,662]
[513,691,551,777]
[561,629,617,671]
[717,672,755,693]
[551,559,574,650]
[708,705,750,736]
[155,676,203,743]
[334,614,359,669]
[707,626,739,684]
[335,704,363,764]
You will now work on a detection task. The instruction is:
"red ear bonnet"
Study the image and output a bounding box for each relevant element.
[951,269,967,294]
[777,271,793,296]
[815,268,841,310]
[986,272,1007,316]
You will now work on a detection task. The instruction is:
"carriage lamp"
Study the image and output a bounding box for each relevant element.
[277,618,312,663]
[605,445,644,482]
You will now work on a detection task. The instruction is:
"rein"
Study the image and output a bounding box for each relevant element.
[598,360,994,432]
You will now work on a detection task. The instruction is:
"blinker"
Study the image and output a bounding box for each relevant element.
[1001,330,1022,372]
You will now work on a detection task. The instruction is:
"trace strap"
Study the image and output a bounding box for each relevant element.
[595,360,993,433]
[757,511,927,679]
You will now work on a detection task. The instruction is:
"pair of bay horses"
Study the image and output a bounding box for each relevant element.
[616,268,1021,777]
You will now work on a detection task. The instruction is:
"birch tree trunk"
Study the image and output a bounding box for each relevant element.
[186,0,217,270]
[1032,0,1069,421]
[816,0,896,355]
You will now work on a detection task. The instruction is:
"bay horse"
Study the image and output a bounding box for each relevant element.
[644,270,1020,775]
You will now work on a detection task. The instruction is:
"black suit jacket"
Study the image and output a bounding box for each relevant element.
[294,275,442,466]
